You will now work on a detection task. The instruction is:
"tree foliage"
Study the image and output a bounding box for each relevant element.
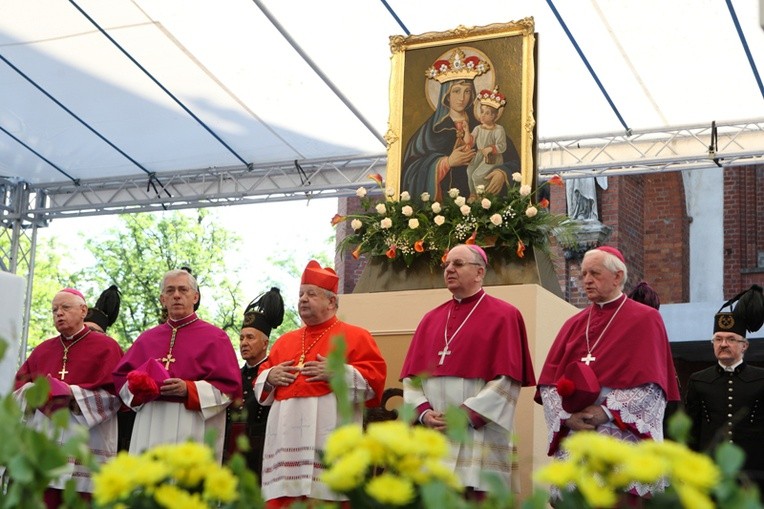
[68,210,244,348]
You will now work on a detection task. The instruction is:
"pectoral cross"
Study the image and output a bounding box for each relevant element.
[162,353,176,370]
[58,366,69,380]
[581,353,596,365]
[437,346,452,365]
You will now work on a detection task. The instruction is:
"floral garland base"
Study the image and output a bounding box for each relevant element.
[352,245,562,295]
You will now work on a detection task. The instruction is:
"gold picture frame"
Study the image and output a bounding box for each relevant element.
[386,18,536,200]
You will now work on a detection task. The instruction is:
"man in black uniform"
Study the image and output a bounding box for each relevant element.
[685,285,764,491]
[225,287,284,482]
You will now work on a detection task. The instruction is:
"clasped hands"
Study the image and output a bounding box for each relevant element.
[267,354,331,386]
[564,404,609,431]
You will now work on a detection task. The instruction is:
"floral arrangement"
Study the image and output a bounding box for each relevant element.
[92,442,242,509]
[321,420,463,507]
[533,431,760,509]
[332,173,571,268]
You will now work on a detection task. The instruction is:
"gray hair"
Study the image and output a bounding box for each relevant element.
[161,269,199,293]
[324,288,339,309]
[584,249,628,290]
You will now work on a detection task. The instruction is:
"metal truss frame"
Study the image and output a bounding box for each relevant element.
[2,118,763,354]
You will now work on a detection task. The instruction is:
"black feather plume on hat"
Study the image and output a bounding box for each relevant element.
[242,287,285,337]
[714,284,764,337]
[85,284,121,332]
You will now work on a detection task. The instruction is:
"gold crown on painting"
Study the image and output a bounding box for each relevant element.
[425,48,490,84]
[478,86,506,109]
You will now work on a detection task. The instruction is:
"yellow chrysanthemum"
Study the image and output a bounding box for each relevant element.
[365,472,416,506]
[323,424,365,464]
[564,432,634,471]
[615,451,668,485]
[92,452,152,504]
[534,460,578,488]
[669,450,720,490]
[131,458,170,488]
[203,465,239,503]
[321,448,371,492]
[675,484,716,509]
[366,421,414,458]
[396,455,425,482]
[153,484,208,509]
[576,474,617,509]
[409,426,449,459]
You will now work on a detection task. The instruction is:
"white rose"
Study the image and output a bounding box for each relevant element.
[380,217,393,229]
[355,187,367,198]
[401,205,414,217]
[448,188,460,198]
[476,185,485,195]
[408,218,419,229]
[386,187,395,197]
[454,196,466,207]
[481,198,491,209]
[520,184,532,197]
[525,206,538,218]
[460,204,471,216]
[400,191,411,202]
[512,172,523,183]
[431,202,442,213]
[375,203,386,214]
[490,213,503,226]
[351,219,363,231]
[420,192,430,202]
[434,215,446,226]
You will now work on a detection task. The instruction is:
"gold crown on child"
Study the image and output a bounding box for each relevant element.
[425,48,490,84]
[478,86,506,109]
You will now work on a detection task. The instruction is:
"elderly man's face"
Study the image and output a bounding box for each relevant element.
[298,284,335,326]
[160,273,199,320]
[442,245,485,298]
[712,332,748,366]
[51,292,87,337]
[240,327,268,365]
[580,251,623,303]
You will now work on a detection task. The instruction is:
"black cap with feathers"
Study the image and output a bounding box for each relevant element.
[714,284,764,337]
[242,287,285,337]
[85,284,121,332]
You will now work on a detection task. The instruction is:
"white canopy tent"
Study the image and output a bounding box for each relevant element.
[2,0,764,347]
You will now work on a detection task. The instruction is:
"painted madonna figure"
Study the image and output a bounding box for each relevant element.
[401,47,520,201]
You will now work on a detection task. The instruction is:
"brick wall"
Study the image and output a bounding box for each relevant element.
[722,164,764,296]
[335,196,370,294]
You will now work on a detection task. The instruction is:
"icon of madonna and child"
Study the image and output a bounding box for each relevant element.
[401,47,522,202]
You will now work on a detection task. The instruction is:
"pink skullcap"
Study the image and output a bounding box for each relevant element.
[467,245,488,265]
[60,288,86,302]
[301,260,339,294]
[595,246,625,264]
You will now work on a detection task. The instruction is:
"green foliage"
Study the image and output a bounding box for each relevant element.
[74,210,244,348]
[0,339,91,509]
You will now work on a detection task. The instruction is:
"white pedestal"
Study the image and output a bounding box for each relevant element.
[339,284,578,499]
[0,272,25,395]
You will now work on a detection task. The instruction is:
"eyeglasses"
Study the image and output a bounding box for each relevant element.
[162,285,194,296]
[711,337,747,345]
[441,260,483,270]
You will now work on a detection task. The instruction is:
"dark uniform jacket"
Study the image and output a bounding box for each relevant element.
[685,362,764,490]
[225,362,270,482]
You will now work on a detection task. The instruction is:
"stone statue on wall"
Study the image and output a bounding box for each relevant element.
[566,177,608,221]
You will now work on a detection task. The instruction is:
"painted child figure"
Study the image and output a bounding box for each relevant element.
[466,87,507,199]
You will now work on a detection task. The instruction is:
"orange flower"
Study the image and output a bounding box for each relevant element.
[538,198,550,209]
[352,246,362,259]
[549,175,563,186]
[414,240,425,253]
[441,250,449,263]
[330,213,345,226]
[386,245,397,259]
[465,230,477,245]
[516,240,526,258]
[369,173,384,186]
